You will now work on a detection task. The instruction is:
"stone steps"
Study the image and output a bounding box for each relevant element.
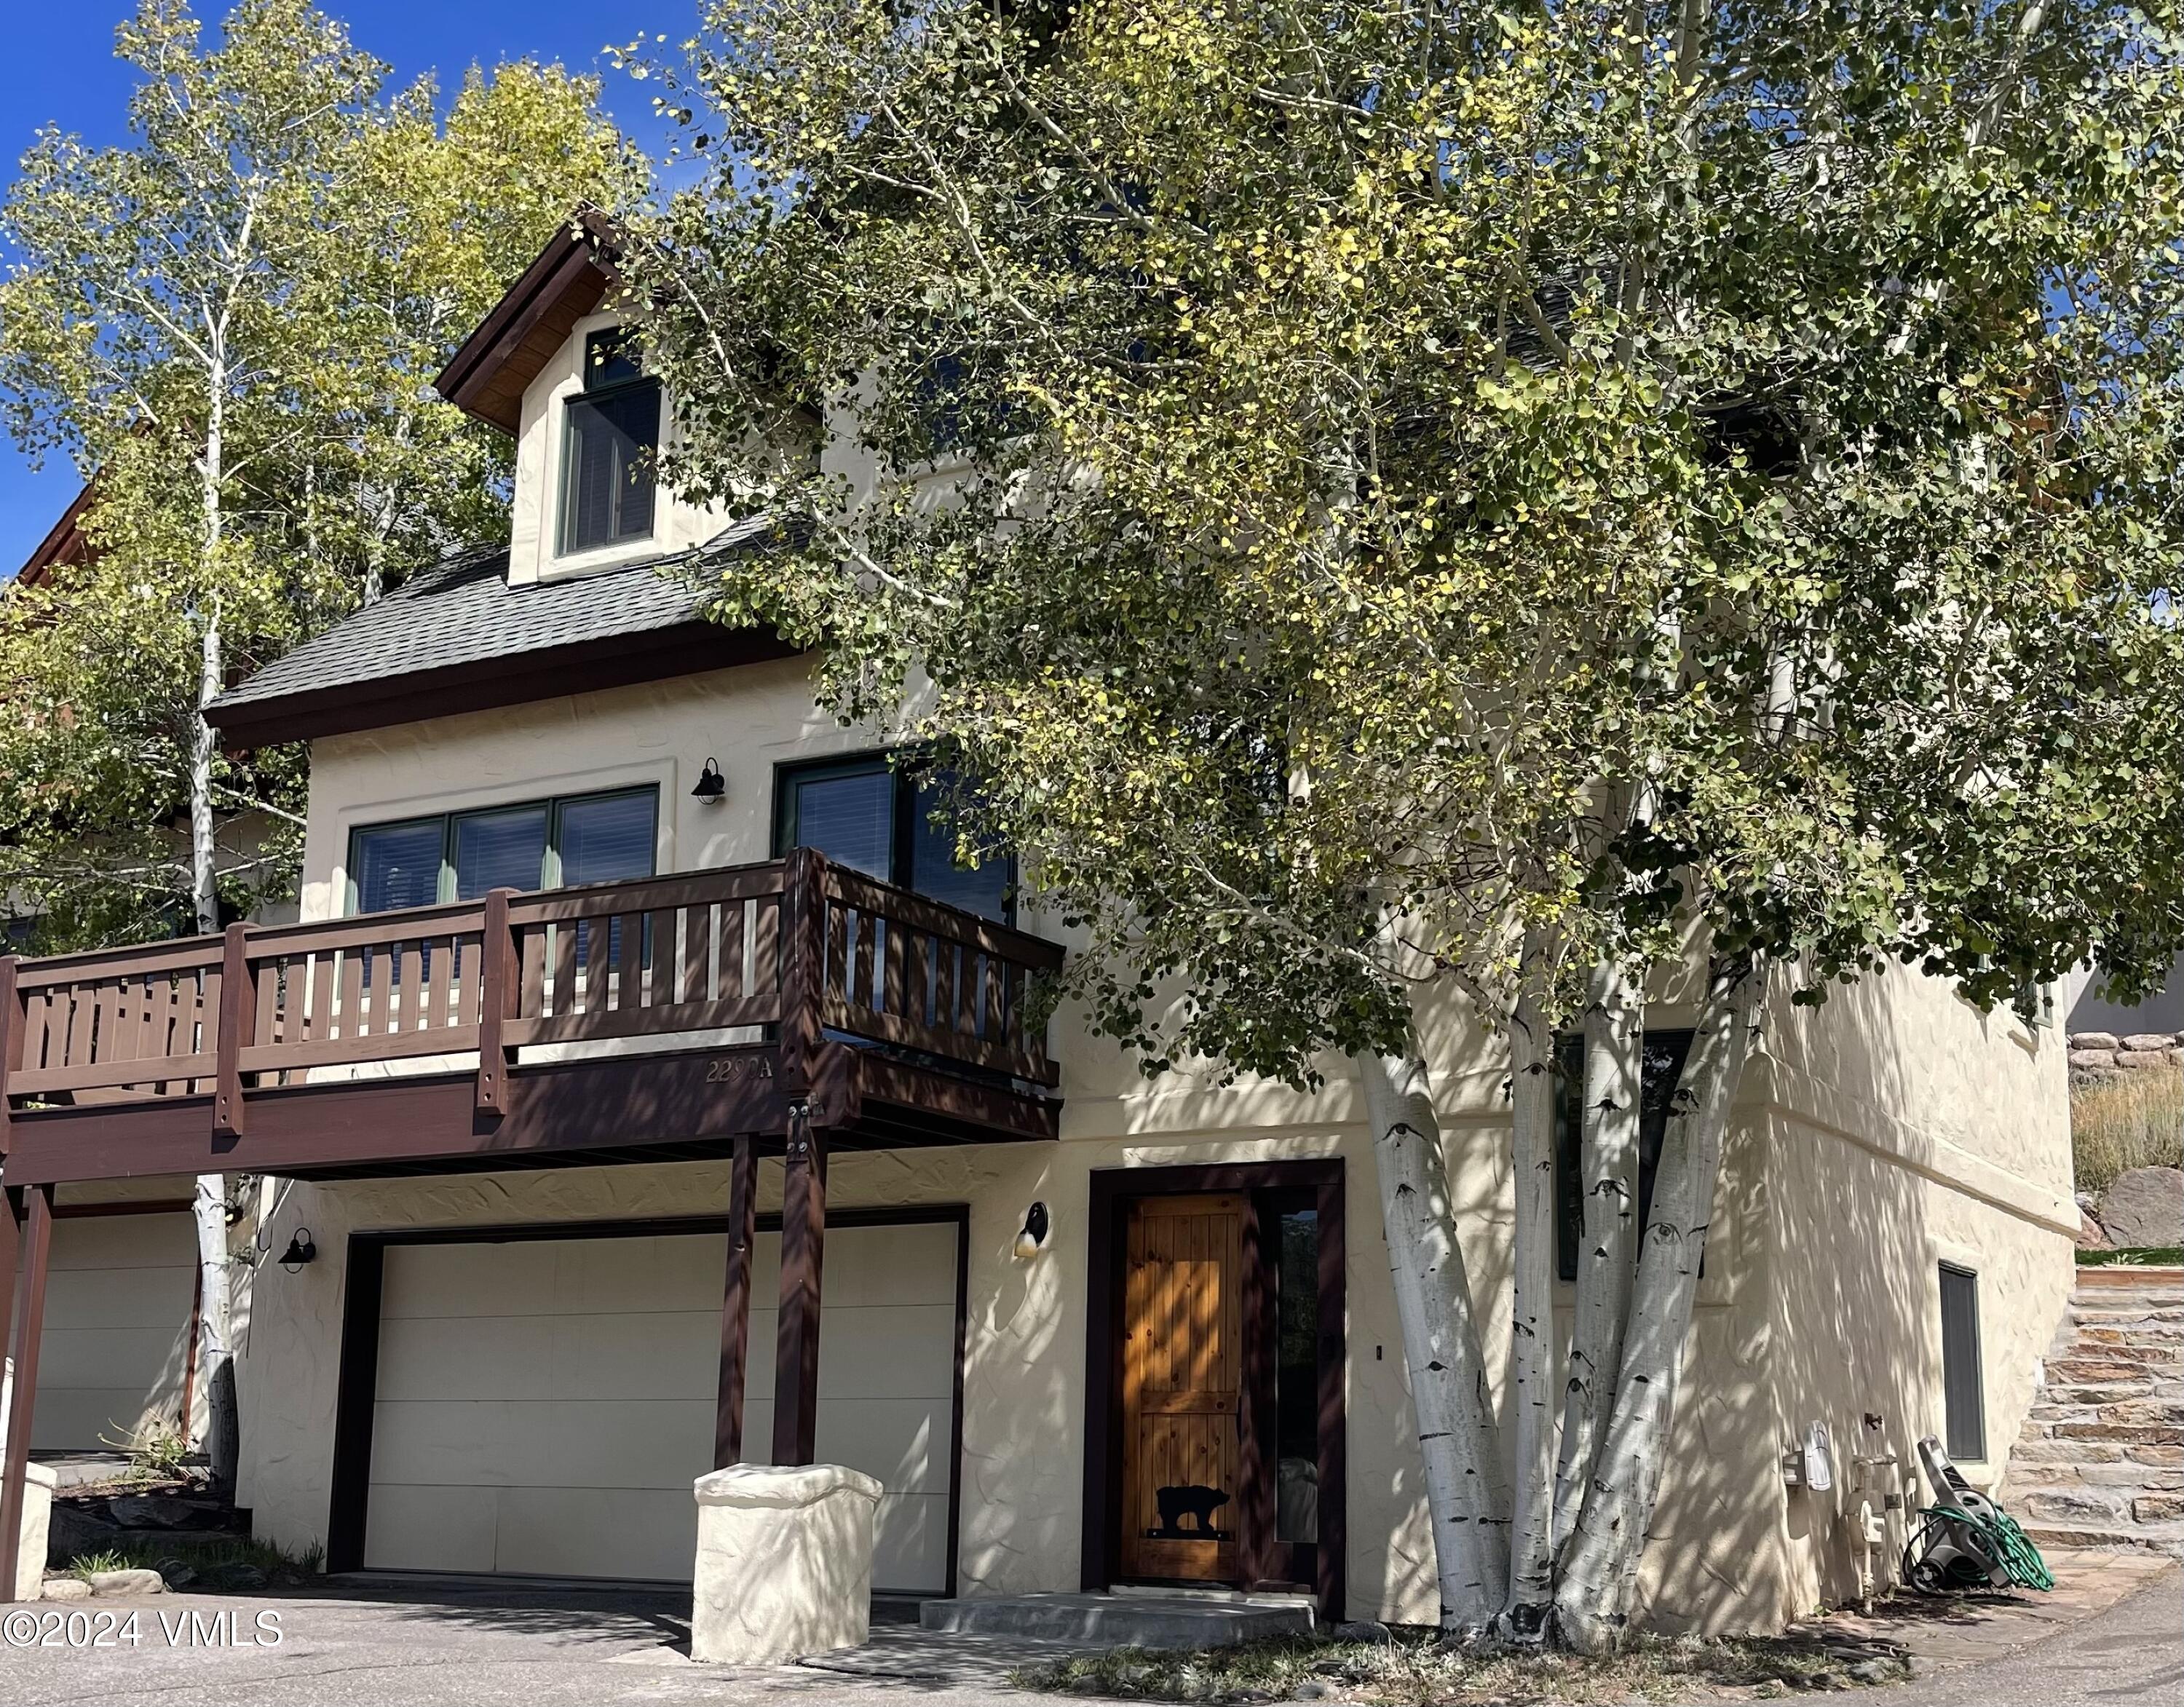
[2002,1274,2184,1559]
[2020,1518,2184,1556]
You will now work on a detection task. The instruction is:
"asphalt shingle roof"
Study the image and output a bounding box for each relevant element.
[203,514,791,742]
[211,547,687,713]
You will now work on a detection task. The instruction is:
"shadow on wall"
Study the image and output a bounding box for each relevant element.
[1629,1103,1810,1636]
[1756,964,2066,1625]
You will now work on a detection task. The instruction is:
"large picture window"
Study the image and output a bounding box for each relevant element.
[560,327,660,555]
[773,753,1013,922]
[347,787,657,915]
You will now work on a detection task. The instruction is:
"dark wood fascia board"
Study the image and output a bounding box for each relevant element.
[850,1054,1061,1144]
[434,210,619,434]
[204,620,800,750]
[51,1197,197,1219]
[3,1042,1056,1186]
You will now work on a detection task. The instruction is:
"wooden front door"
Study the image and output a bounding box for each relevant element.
[1120,1194,1245,1583]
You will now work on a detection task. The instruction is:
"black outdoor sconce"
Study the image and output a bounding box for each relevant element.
[278,1230,317,1272]
[1013,1200,1051,1260]
[691,758,727,803]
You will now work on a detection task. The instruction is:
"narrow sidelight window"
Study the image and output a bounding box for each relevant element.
[1939,1263,1987,1460]
[561,327,660,555]
[1551,1030,1696,1280]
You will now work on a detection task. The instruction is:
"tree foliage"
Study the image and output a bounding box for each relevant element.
[0,0,642,946]
[632,0,2184,1640]
[629,0,2184,1072]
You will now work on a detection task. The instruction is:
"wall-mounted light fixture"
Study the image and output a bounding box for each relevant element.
[278,1230,317,1272]
[1013,1201,1051,1260]
[691,757,727,803]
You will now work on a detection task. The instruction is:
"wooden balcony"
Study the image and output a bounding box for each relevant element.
[0,848,1062,1186]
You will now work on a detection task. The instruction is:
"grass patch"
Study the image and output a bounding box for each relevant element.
[65,1533,324,1589]
[2073,1067,2183,1196]
[2078,1245,2184,1267]
[95,1420,192,1487]
[1012,1628,1909,1704]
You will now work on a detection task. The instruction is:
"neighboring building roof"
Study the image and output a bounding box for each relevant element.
[15,480,98,587]
[2070,954,2184,1035]
[433,207,619,435]
[203,520,796,748]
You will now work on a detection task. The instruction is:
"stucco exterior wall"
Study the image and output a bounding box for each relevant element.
[242,639,2074,1631]
[1757,965,2075,1620]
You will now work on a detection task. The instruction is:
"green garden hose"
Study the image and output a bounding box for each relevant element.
[1904,1503,2055,1593]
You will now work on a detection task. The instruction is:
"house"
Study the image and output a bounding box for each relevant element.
[0,218,2078,1629]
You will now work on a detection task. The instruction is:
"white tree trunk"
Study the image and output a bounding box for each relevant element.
[190,611,222,936]
[191,1175,237,1489]
[1499,943,1559,1636]
[1353,1039,1510,1631]
[1551,961,1761,1654]
[1550,959,1645,1556]
[191,378,237,1492]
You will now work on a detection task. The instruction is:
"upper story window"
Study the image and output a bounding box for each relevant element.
[348,786,657,914]
[560,327,660,556]
[774,753,1013,923]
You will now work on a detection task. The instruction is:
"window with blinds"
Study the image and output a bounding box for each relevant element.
[1939,1264,1987,1461]
[347,788,657,914]
[560,327,659,555]
[774,753,1014,922]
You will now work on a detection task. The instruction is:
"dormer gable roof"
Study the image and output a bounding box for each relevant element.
[434,206,622,435]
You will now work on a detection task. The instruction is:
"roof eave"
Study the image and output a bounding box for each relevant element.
[205,618,799,750]
[432,207,623,436]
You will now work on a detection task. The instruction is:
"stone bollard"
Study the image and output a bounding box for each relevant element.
[689,1463,882,1664]
[10,1463,57,1602]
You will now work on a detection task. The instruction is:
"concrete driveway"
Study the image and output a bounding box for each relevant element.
[0,1579,1088,1707]
[1880,1569,2181,1706]
[0,1569,2175,1707]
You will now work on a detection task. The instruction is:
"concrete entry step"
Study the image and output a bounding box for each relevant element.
[919,1590,1315,1647]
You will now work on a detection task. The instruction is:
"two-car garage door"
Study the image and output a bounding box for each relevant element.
[360,1218,960,1591]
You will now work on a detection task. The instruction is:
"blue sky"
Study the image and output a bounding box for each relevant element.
[1,1,691,571]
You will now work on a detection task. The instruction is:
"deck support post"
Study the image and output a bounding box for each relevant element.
[714,1135,759,1468]
[771,1104,826,1467]
[0,955,20,1155]
[0,1183,54,1591]
[476,887,516,1116]
[213,924,253,1140]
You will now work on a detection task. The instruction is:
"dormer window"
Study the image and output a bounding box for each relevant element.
[560,326,660,555]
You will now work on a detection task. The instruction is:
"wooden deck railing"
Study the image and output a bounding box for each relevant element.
[0,849,1061,1141]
